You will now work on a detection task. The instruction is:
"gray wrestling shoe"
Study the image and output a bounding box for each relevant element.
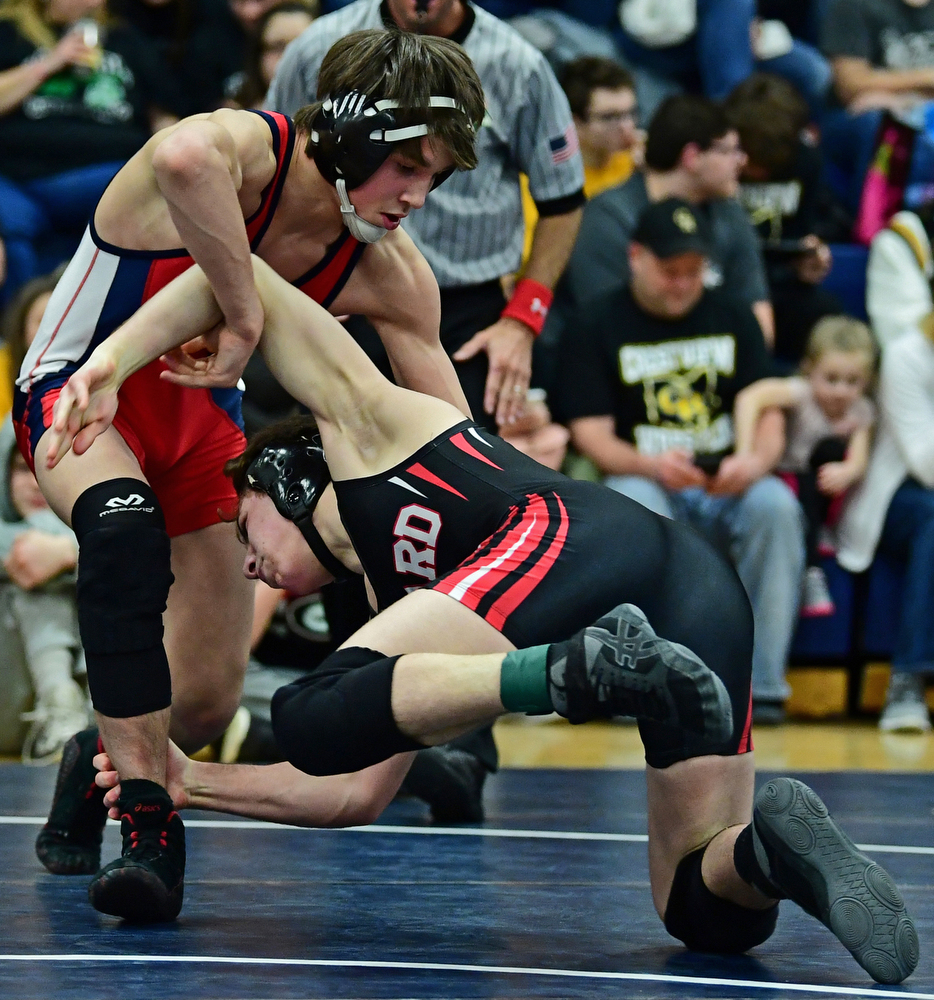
[751,778,919,984]
[548,603,733,741]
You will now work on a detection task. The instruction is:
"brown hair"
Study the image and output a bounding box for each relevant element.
[223,413,322,500]
[645,95,731,172]
[2,263,67,398]
[559,56,634,120]
[232,0,318,110]
[722,74,808,177]
[293,28,485,172]
[802,315,876,376]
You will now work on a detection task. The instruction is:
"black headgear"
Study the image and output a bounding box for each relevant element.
[245,434,349,581]
[310,91,466,191]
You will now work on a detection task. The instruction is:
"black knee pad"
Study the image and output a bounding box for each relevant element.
[72,480,175,718]
[271,645,425,776]
[664,845,779,954]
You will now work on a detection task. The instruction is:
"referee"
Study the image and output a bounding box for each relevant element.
[267,0,586,431]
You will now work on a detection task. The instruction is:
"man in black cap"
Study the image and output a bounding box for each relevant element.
[557,197,806,726]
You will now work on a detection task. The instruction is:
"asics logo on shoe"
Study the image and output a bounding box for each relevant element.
[591,624,654,670]
[134,803,161,813]
[106,494,145,507]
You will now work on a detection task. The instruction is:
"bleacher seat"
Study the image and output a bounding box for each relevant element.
[861,554,902,659]
[821,243,869,320]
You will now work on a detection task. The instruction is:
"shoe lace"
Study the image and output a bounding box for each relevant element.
[594,661,670,721]
[122,811,179,861]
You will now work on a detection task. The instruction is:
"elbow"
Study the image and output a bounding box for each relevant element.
[320,778,387,829]
[342,794,385,828]
[568,429,597,465]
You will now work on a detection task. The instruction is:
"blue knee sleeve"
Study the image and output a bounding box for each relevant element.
[72,480,174,718]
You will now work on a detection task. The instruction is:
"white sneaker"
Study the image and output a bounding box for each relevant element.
[801,565,835,618]
[879,673,932,733]
[21,682,91,765]
[217,706,252,763]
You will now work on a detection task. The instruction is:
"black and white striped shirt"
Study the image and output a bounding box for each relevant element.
[267,0,585,288]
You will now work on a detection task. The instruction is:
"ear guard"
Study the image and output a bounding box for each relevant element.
[310,91,467,191]
[245,434,349,580]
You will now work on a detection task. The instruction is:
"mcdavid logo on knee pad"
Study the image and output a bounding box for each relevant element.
[100,494,156,516]
[107,494,144,507]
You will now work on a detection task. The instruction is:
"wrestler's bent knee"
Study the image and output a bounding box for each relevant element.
[169,689,241,753]
[664,845,778,954]
[271,646,425,775]
[72,480,174,718]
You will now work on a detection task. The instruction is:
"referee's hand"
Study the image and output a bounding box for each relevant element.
[453,315,533,426]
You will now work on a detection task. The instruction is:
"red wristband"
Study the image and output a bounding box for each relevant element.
[501,278,553,336]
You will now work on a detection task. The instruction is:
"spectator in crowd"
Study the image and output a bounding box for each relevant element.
[0,0,184,302]
[867,206,934,346]
[758,0,827,47]
[821,0,934,214]
[268,0,586,431]
[548,94,773,362]
[734,315,876,617]
[614,0,831,117]
[560,56,641,195]
[723,73,845,367]
[557,198,805,725]
[108,0,268,116]
[836,305,934,732]
[1,416,87,763]
[519,55,640,287]
[228,0,317,109]
[1,265,65,410]
[1,262,85,761]
[498,387,569,470]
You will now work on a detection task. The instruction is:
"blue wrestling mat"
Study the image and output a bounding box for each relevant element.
[2,765,933,999]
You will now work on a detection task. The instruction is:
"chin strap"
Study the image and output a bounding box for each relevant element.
[294,510,354,582]
[336,178,388,243]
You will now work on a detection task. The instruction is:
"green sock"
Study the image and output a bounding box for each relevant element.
[500,645,552,714]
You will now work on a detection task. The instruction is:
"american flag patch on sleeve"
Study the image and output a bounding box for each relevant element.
[549,125,579,165]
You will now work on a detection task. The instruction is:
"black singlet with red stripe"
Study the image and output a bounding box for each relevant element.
[333,419,755,764]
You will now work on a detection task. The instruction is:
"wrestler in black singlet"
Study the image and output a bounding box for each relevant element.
[330,420,755,767]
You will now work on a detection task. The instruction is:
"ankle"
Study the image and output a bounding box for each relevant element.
[702,825,776,908]
[500,645,552,714]
[117,778,171,810]
[733,822,784,900]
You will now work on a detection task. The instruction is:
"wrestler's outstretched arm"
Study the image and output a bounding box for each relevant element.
[94,742,415,828]
[49,256,464,478]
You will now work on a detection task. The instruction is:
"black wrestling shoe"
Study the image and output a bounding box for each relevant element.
[751,778,919,984]
[87,779,185,923]
[35,727,108,876]
[401,746,488,824]
[548,603,733,741]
